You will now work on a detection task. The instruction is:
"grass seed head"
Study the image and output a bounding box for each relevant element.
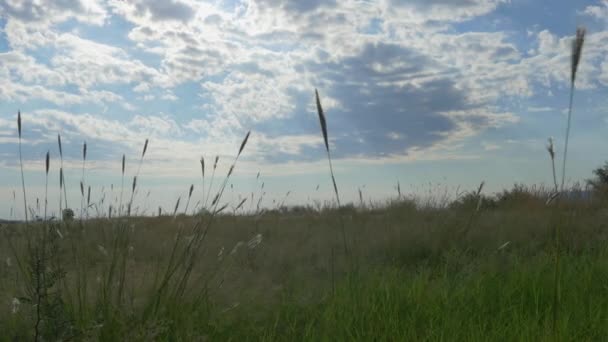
[200,157,205,177]
[57,134,63,158]
[188,184,194,198]
[315,89,329,152]
[122,154,126,175]
[17,110,21,138]
[173,197,181,217]
[45,151,50,175]
[83,141,87,161]
[571,27,586,84]
[547,137,555,160]
[142,138,149,158]
[238,131,251,156]
[236,198,247,211]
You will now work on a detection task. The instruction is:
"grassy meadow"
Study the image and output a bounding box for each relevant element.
[2,191,608,341]
[2,27,608,341]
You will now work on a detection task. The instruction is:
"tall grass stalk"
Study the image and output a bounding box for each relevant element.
[205,156,219,210]
[119,154,125,216]
[315,89,348,255]
[560,27,585,192]
[17,111,28,222]
[553,26,585,339]
[127,139,148,216]
[57,134,68,218]
[44,151,49,220]
[200,157,205,212]
[80,142,87,219]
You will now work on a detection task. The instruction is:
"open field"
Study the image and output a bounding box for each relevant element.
[2,192,608,341]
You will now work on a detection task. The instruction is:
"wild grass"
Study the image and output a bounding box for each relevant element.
[0,27,603,341]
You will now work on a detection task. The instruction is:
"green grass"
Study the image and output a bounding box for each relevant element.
[2,194,608,341]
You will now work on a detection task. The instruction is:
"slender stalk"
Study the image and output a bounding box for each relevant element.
[119,154,125,217]
[44,151,49,220]
[315,89,348,254]
[204,156,219,210]
[17,111,28,222]
[553,27,585,339]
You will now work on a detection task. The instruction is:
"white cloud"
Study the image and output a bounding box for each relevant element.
[0,0,107,26]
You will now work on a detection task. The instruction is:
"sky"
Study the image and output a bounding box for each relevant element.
[1,0,608,219]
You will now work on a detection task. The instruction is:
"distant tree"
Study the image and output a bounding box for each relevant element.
[587,162,608,192]
[62,208,74,222]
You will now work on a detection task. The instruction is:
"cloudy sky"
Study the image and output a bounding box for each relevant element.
[1,0,608,218]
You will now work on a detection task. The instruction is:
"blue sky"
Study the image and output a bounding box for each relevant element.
[1,0,608,218]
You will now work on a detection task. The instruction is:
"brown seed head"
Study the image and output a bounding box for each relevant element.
[17,110,22,138]
[571,27,586,84]
[238,131,251,156]
[142,138,149,158]
[315,89,329,152]
[57,134,63,158]
[546,137,555,160]
[45,151,50,175]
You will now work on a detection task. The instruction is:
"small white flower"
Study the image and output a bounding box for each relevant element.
[11,298,20,314]
[247,234,263,249]
[230,241,244,255]
[217,246,225,261]
[97,245,108,257]
[6,257,12,267]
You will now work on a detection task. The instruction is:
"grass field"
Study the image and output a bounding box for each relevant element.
[2,191,608,341]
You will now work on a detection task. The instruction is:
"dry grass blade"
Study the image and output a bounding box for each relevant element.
[142,138,149,158]
[173,197,181,217]
[200,157,205,178]
[238,131,251,156]
[57,134,63,158]
[235,198,247,211]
